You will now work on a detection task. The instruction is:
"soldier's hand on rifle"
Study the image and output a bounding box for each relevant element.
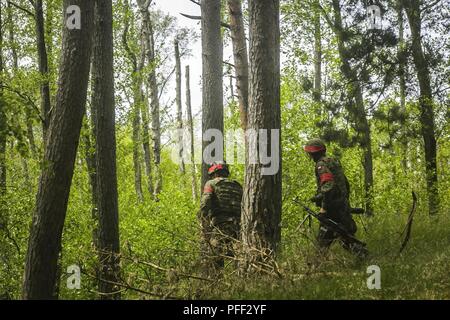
[319,208,326,214]
[310,194,323,207]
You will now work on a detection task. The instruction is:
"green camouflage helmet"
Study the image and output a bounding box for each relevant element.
[304,138,326,153]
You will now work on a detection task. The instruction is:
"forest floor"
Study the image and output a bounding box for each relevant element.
[189,213,450,300]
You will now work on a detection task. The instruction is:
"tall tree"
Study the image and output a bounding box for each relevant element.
[123,0,144,201]
[22,0,94,299]
[227,0,249,130]
[401,0,439,215]
[326,0,374,215]
[175,38,185,173]
[241,0,281,267]
[91,0,121,298]
[185,65,198,200]
[0,0,6,200]
[313,0,322,102]
[138,0,162,196]
[201,0,223,189]
[34,0,51,139]
[397,4,408,171]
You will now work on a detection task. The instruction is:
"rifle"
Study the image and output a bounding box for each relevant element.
[293,197,367,248]
[310,194,365,215]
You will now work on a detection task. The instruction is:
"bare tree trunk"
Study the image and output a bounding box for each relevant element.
[91,0,121,299]
[123,0,144,201]
[34,0,51,140]
[175,39,185,173]
[397,5,408,171]
[331,0,373,215]
[227,0,248,130]
[313,2,322,102]
[138,0,162,197]
[141,90,154,196]
[132,91,144,202]
[401,0,439,215]
[201,0,224,189]
[241,0,281,268]
[185,65,198,200]
[22,0,94,299]
[0,3,6,199]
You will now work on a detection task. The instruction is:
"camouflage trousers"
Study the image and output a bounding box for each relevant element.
[200,217,240,275]
[316,210,367,258]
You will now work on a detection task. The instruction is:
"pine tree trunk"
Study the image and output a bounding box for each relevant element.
[91,0,121,299]
[227,0,249,130]
[241,0,282,268]
[402,0,439,215]
[22,0,94,299]
[185,65,198,200]
[175,39,185,173]
[201,0,224,189]
[35,0,51,140]
[331,0,373,215]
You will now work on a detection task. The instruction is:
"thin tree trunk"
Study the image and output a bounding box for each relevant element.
[227,0,249,130]
[185,65,198,200]
[123,0,144,201]
[34,0,51,139]
[141,89,154,196]
[401,0,439,215]
[22,0,94,299]
[0,3,6,198]
[241,0,282,268]
[8,2,31,187]
[397,5,408,171]
[313,2,322,102]
[175,39,185,173]
[91,0,121,299]
[331,0,373,215]
[138,0,162,197]
[201,0,224,189]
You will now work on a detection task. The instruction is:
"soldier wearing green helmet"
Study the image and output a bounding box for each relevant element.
[304,139,367,258]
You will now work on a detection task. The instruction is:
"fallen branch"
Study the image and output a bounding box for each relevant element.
[399,191,417,253]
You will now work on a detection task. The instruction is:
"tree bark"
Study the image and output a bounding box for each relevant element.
[397,5,408,171]
[22,0,94,299]
[401,0,439,215]
[241,0,282,267]
[34,0,51,140]
[185,65,198,200]
[123,0,144,201]
[313,2,322,102]
[331,0,373,215]
[201,0,224,189]
[175,39,185,173]
[138,0,162,197]
[0,2,6,199]
[227,0,249,130]
[91,0,121,299]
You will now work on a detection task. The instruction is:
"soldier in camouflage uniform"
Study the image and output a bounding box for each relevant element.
[199,161,243,273]
[304,139,367,258]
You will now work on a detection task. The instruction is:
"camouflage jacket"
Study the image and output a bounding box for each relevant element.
[314,156,351,212]
[199,177,243,224]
